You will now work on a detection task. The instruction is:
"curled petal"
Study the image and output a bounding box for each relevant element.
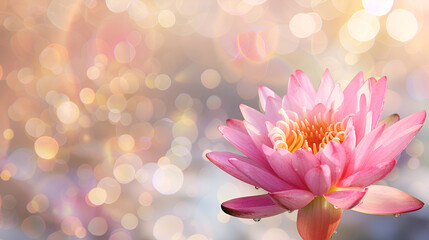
[297,197,343,240]
[324,189,367,209]
[269,189,314,210]
[352,185,424,215]
[222,194,285,219]
[304,165,331,196]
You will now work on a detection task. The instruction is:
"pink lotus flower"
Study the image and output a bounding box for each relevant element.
[207,69,425,240]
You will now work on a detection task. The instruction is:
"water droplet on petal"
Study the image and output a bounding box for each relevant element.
[333,205,339,209]
[394,213,400,218]
[253,218,261,222]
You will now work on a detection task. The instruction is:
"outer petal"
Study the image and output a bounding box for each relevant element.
[258,85,281,112]
[297,197,343,240]
[226,119,247,133]
[218,125,268,168]
[269,189,314,210]
[324,189,367,209]
[229,158,293,192]
[304,165,331,196]
[206,152,258,186]
[339,159,396,188]
[347,124,385,174]
[221,194,286,219]
[352,185,424,215]
[294,69,316,98]
[367,111,425,167]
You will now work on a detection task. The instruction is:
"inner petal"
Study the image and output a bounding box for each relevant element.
[268,109,346,154]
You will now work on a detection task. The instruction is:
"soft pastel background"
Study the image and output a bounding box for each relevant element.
[0,0,428,239]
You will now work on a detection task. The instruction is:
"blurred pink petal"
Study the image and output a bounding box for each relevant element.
[352,185,424,215]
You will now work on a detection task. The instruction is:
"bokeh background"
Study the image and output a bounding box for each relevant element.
[0,0,428,239]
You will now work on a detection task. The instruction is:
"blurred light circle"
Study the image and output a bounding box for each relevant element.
[158,10,176,28]
[98,177,121,204]
[106,94,127,113]
[114,42,136,63]
[406,69,429,101]
[206,95,221,110]
[22,215,46,238]
[268,24,299,55]
[88,187,107,206]
[25,118,47,138]
[289,13,316,38]
[386,9,418,42]
[57,101,80,124]
[106,0,132,13]
[79,88,95,104]
[153,215,184,240]
[118,134,135,152]
[61,216,83,236]
[154,74,172,90]
[88,217,108,236]
[152,164,184,195]
[243,0,267,5]
[348,10,380,41]
[138,192,153,206]
[109,229,132,240]
[339,23,375,53]
[34,136,59,159]
[201,69,221,89]
[187,234,209,240]
[121,213,138,230]
[217,0,253,15]
[128,0,148,21]
[114,164,136,184]
[362,0,394,16]
[406,139,424,157]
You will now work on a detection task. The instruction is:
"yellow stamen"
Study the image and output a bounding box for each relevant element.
[269,109,346,153]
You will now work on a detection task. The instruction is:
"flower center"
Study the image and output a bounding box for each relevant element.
[268,110,346,154]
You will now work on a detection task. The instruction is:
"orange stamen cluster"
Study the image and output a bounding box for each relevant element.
[268,110,346,154]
